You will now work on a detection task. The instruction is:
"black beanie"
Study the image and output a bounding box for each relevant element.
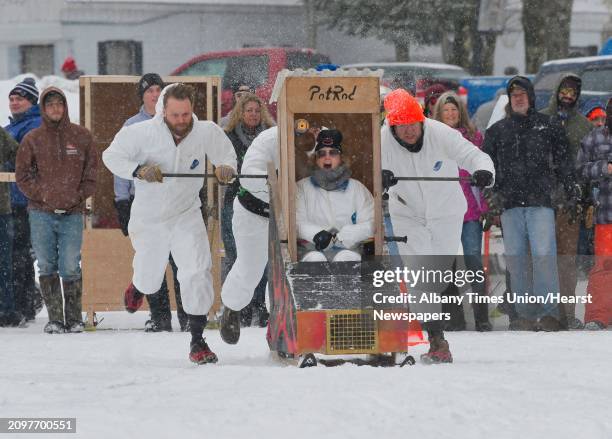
[138,73,164,99]
[9,77,39,105]
[315,129,343,153]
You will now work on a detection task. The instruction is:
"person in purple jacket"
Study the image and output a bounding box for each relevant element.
[434,91,492,331]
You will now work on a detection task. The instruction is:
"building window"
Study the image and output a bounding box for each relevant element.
[20,45,54,77]
[98,40,142,75]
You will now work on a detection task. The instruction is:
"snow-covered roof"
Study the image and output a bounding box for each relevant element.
[269,68,384,103]
[342,62,465,71]
[541,54,612,66]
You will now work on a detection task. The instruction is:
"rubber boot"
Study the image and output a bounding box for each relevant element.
[39,274,64,333]
[63,278,84,333]
[145,282,172,332]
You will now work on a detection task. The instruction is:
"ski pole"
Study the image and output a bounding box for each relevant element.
[162,173,267,178]
[394,176,472,182]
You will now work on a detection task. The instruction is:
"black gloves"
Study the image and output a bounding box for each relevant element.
[382,169,398,190]
[313,230,334,251]
[564,183,584,225]
[471,170,493,189]
[114,199,132,236]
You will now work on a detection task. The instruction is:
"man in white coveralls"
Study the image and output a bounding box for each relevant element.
[219,125,318,344]
[381,88,495,364]
[103,83,237,364]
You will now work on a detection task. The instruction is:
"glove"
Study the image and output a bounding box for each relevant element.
[471,170,493,189]
[136,164,163,183]
[480,212,501,232]
[215,165,236,185]
[483,188,504,215]
[563,183,583,225]
[382,169,398,190]
[114,199,132,236]
[313,230,334,251]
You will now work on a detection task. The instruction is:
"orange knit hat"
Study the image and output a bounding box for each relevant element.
[587,107,606,121]
[384,89,425,126]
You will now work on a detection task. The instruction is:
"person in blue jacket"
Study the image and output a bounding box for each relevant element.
[4,77,42,322]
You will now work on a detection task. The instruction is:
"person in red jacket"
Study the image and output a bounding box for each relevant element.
[15,87,97,334]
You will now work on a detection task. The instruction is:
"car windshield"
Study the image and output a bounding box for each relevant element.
[581,68,612,92]
[534,70,577,91]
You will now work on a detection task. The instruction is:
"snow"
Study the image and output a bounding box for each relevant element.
[1,300,611,439]
[0,74,80,127]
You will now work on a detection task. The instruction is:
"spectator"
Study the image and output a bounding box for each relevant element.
[482,76,579,332]
[296,129,374,262]
[576,97,612,330]
[433,91,492,331]
[114,73,188,332]
[222,92,274,327]
[16,87,97,334]
[103,84,236,364]
[541,73,593,329]
[423,83,448,117]
[381,89,494,363]
[4,77,42,322]
[0,128,19,327]
[220,83,254,128]
[586,105,606,128]
[61,57,84,80]
[472,88,505,134]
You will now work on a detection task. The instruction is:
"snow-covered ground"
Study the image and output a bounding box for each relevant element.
[1,309,610,439]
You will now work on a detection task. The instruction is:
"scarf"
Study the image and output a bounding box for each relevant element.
[235,122,265,148]
[310,164,351,191]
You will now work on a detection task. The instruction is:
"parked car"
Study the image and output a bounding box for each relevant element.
[342,62,469,106]
[533,55,612,110]
[171,47,331,117]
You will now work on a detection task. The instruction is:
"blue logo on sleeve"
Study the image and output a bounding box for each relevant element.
[433,161,443,171]
[190,159,200,170]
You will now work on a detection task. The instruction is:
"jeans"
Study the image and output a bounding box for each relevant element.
[29,210,83,281]
[0,214,14,314]
[500,207,559,320]
[461,220,486,295]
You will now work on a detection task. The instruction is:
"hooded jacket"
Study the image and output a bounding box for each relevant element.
[0,128,19,215]
[540,73,592,162]
[483,76,576,209]
[15,87,97,214]
[4,104,42,207]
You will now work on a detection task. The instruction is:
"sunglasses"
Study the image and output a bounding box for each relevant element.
[559,87,577,97]
[316,149,341,158]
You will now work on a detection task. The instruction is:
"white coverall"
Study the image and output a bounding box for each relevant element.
[221,127,278,311]
[102,87,237,315]
[296,176,374,262]
[382,118,495,255]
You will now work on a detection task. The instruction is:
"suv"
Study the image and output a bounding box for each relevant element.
[171,47,330,117]
[342,61,469,105]
[533,55,612,111]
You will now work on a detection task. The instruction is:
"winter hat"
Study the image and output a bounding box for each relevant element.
[424,83,448,109]
[506,75,535,108]
[315,129,343,153]
[560,76,580,91]
[61,57,77,73]
[138,73,164,99]
[587,107,606,121]
[9,77,39,105]
[384,89,425,126]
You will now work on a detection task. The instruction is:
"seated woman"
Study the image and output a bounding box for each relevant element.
[296,129,374,262]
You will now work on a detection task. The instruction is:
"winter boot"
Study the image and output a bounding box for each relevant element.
[566,317,584,330]
[145,287,172,332]
[188,314,217,364]
[584,320,605,330]
[39,274,64,332]
[240,304,253,327]
[44,320,65,334]
[509,317,537,331]
[220,306,241,344]
[63,278,84,333]
[253,302,269,328]
[537,315,561,332]
[420,331,453,364]
[124,283,144,313]
[473,302,492,332]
